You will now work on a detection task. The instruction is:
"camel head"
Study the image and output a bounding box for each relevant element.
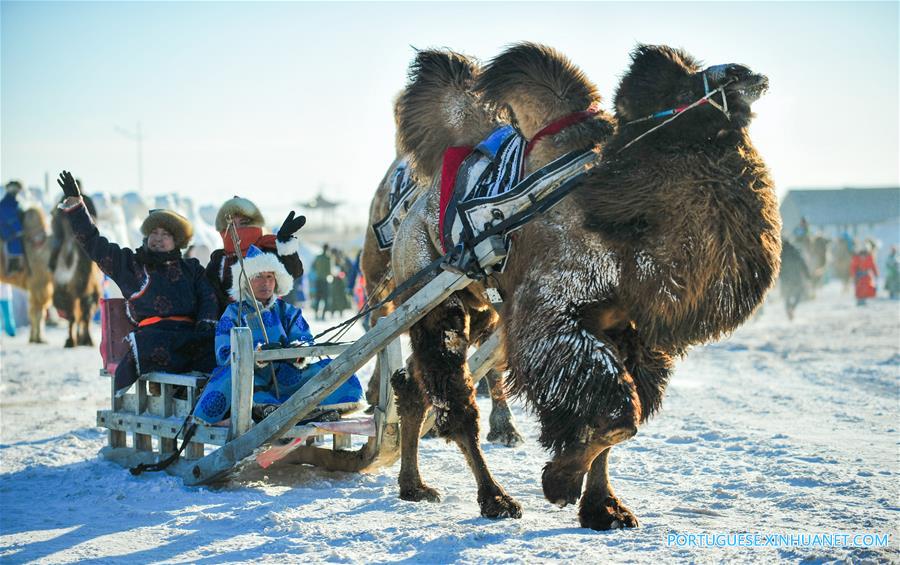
[614,44,769,137]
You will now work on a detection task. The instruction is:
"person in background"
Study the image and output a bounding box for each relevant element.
[192,244,363,425]
[0,180,26,274]
[206,196,305,316]
[850,241,878,306]
[57,170,218,395]
[884,246,899,300]
[311,244,332,320]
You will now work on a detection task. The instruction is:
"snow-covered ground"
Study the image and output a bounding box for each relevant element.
[1,283,897,563]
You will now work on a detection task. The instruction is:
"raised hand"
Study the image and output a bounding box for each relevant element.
[57,171,81,199]
[277,211,307,242]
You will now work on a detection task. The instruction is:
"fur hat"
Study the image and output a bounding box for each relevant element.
[215,196,265,232]
[140,209,193,249]
[229,244,294,301]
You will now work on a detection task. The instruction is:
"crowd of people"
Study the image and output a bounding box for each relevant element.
[790,216,900,306]
[1,172,364,425]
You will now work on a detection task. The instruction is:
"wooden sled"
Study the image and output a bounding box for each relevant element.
[95,240,506,485]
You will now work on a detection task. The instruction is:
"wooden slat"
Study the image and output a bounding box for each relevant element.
[333,433,352,450]
[374,338,402,451]
[255,343,351,362]
[99,369,207,388]
[159,383,176,454]
[185,268,476,485]
[97,410,230,446]
[135,380,152,451]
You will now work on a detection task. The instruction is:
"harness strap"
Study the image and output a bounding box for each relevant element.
[525,102,602,157]
[438,146,475,251]
[137,315,194,327]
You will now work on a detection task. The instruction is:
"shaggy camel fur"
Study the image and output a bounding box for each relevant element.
[0,207,53,343]
[50,197,101,347]
[391,43,780,529]
[361,97,523,447]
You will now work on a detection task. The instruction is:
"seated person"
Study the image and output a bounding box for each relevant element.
[57,171,218,395]
[206,196,305,316]
[193,244,363,425]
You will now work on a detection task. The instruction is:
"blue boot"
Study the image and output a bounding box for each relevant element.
[0,298,15,337]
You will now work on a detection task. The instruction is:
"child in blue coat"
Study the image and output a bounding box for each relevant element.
[193,244,363,424]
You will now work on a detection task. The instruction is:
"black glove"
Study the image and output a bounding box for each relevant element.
[277,211,306,243]
[57,171,81,198]
[260,336,288,350]
[195,320,216,334]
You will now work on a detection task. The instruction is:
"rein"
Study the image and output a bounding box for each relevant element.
[618,72,736,154]
[525,101,602,157]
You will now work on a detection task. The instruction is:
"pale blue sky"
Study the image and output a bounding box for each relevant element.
[2,1,898,217]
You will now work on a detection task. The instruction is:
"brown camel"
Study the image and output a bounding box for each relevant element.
[361,94,523,447]
[390,43,780,529]
[0,206,53,343]
[50,196,101,347]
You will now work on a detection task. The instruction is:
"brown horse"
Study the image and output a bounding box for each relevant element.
[0,206,53,343]
[390,43,780,529]
[50,198,101,347]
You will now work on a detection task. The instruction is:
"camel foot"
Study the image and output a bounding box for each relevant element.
[478,492,523,519]
[579,495,639,530]
[64,337,75,348]
[486,422,524,447]
[399,483,441,503]
[29,338,47,344]
[542,462,585,507]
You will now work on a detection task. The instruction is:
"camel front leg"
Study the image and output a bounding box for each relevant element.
[410,297,521,519]
[579,447,639,530]
[392,362,440,503]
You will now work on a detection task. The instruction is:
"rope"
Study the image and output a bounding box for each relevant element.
[225,217,279,399]
[129,402,200,475]
[311,254,447,344]
[618,75,736,154]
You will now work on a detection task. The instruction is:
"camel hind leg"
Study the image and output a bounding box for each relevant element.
[484,369,523,447]
[406,295,521,519]
[467,306,523,447]
[392,362,440,502]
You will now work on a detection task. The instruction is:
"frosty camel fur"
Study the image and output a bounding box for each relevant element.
[0,206,53,343]
[389,43,615,521]
[51,196,101,348]
[391,42,780,530]
[361,84,523,447]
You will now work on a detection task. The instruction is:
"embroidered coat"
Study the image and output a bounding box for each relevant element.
[65,202,218,385]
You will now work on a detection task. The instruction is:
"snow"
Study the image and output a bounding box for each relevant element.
[1,283,898,563]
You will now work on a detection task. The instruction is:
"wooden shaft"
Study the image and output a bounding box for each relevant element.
[230,327,254,440]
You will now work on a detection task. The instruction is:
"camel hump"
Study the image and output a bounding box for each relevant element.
[476,42,601,139]
[397,49,494,180]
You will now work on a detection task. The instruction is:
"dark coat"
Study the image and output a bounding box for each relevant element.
[66,202,218,387]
